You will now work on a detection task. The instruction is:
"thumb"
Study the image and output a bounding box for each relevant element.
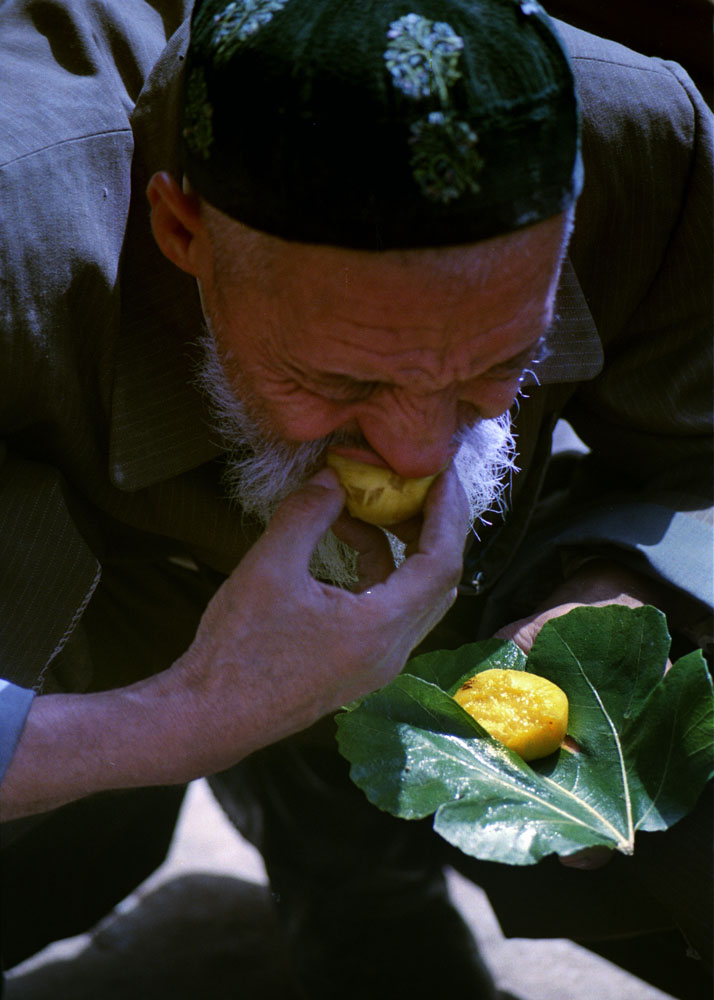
[259,468,346,567]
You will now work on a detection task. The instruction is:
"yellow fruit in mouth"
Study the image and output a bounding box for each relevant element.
[454,668,569,761]
[326,451,436,527]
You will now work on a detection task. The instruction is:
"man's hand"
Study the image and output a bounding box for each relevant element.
[495,557,671,869]
[170,465,469,768]
[494,558,669,655]
[1,465,469,820]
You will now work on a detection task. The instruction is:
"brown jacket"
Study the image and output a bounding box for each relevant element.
[0,1,712,692]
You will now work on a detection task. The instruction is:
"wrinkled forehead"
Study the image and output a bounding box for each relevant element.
[202,213,569,396]
[205,204,571,302]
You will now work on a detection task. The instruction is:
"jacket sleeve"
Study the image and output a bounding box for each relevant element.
[482,42,713,644]
[0,444,102,691]
[566,53,712,506]
[552,50,712,623]
[0,0,185,691]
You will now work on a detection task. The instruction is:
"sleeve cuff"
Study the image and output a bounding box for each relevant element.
[0,680,36,785]
[524,502,713,611]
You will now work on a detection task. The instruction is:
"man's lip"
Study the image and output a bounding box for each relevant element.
[327,446,390,468]
[327,444,459,473]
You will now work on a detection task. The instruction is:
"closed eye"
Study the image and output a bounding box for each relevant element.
[483,337,547,382]
[310,375,384,403]
[273,359,383,403]
[285,335,547,400]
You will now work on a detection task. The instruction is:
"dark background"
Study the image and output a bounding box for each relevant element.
[545,0,713,106]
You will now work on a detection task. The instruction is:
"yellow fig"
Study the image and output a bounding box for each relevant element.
[454,668,569,761]
[326,451,436,526]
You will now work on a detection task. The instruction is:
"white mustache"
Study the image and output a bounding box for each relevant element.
[194,328,517,586]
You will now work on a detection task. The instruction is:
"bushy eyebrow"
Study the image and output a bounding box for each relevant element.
[289,334,548,398]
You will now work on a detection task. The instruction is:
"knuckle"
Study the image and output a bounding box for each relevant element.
[270,489,313,523]
[276,480,342,526]
[438,552,465,591]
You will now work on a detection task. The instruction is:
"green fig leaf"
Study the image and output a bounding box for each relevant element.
[336,605,714,865]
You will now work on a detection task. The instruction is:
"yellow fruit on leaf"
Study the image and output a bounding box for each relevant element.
[326,451,436,527]
[454,668,569,761]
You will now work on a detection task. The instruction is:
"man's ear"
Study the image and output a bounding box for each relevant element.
[147,171,206,277]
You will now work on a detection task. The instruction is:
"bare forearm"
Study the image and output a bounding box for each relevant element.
[0,467,468,822]
[0,679,197,821]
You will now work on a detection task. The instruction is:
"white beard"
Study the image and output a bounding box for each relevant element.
[195,329,517,587]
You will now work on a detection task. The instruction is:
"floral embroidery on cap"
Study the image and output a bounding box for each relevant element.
[183,67,214,160]
[410,112,483,204]
[184,0,293,159]
[196,0,292,65]
[384,13,483,203]
[385,13,464,103]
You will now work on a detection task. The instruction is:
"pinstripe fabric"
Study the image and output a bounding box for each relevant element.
[561,27,714,504]
[0,3,711,698]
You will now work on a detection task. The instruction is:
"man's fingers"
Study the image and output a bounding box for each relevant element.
[331,510,396,591]
[259,468,346,568]
[418,464,470,554]
[379,465,469,627]
[494,619,540,655]
[397,465,469,585]
[494,603,584,655]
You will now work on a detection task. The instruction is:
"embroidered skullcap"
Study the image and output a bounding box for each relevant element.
[180,0,582,249]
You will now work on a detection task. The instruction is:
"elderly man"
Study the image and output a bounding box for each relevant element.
[1,0,711,995]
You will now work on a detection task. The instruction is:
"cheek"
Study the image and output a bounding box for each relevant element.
[220,354,353,443]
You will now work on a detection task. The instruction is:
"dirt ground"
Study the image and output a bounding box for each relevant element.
[4,779,680,1000]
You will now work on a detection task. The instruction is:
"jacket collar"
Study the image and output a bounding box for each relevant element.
[523,255,603,388]
[109,21,602,493]
[110,22,222,492]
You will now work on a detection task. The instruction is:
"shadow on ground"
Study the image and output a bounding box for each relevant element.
[5,874,303,1000]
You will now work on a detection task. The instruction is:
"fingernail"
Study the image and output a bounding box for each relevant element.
[310,468,339,489]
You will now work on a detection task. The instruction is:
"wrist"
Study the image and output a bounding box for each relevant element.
[0,676,201,821]
[546,558,667,612]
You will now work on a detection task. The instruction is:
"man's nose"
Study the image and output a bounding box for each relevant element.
[358,390,460,479]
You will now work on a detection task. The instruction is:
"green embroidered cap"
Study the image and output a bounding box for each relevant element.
[180,0,582,249]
